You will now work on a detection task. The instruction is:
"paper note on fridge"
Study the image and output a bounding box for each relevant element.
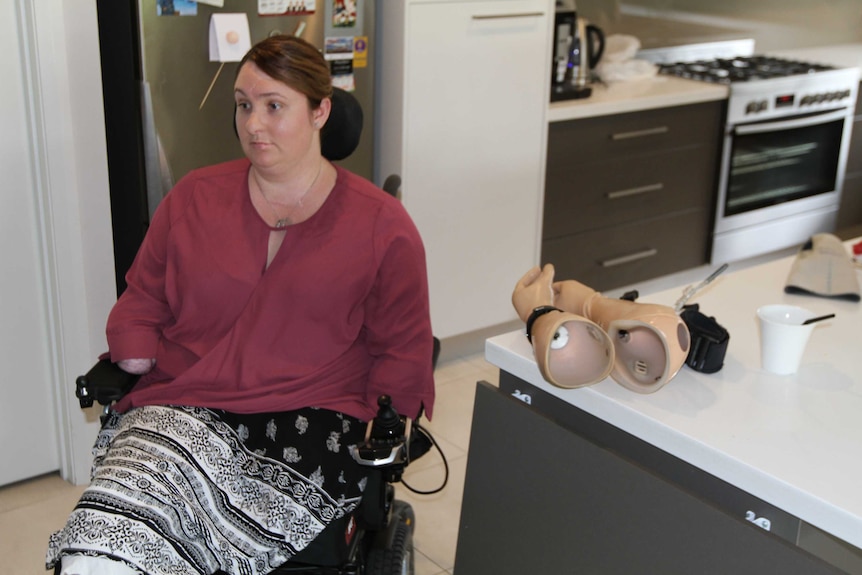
[209,14,251,62]
[196,0,225,7]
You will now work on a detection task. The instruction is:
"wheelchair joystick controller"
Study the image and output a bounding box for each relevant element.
[371,395,404,439]
[350,395,412,479]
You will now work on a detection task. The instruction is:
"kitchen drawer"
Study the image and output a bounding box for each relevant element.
[542,208,711,291]
[547,101,725,165]
[544,144,719,238]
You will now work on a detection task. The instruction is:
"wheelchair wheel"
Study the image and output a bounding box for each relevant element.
[367,500,415,575]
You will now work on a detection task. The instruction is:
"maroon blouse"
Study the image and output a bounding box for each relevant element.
[107,159,434,421]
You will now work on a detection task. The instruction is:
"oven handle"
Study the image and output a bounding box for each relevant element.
[733,108,849,136]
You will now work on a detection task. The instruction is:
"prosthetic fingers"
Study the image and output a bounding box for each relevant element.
[512,265,614,388]
[513,264,691,393]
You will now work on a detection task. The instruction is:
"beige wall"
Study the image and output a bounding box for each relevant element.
[579,0,862,51]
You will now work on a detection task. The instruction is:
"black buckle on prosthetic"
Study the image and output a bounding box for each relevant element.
[525,305,561,344]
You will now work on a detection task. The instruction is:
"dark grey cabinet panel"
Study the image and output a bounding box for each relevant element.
[846,120,862,175]
[542,207,712,291]
[454,382,843,575]
[496,372,804,546]
[543,101,723,290]
[838,173,862,231]
[838,81,862,232]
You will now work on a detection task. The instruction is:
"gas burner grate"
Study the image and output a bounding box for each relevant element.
[658,56,834,84]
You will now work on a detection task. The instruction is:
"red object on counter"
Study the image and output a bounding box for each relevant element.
[854,240,862,256]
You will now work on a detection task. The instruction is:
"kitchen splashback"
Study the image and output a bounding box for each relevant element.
[577,0,862,52]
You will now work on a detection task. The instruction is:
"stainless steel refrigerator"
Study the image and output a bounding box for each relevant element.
[96,0,377,292]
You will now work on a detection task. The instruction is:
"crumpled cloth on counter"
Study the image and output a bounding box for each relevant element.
[596,34,657,83]
[784,233,860,302]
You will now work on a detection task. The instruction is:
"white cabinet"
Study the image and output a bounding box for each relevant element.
[376,0,552,339]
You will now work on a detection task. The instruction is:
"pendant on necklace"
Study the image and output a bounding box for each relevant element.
[275,218,289,229]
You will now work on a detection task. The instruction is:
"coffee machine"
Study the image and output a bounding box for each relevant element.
[551,1,605,101]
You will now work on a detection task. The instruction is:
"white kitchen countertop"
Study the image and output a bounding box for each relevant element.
[485,239,862,550]
[548,75,728,122]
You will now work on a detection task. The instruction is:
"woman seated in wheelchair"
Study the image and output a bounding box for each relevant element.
[46,34,434,575]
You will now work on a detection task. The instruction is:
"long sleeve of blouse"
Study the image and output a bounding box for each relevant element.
[106,160,434,422]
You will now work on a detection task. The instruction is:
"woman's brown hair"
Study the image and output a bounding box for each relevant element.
[237,35,332,108]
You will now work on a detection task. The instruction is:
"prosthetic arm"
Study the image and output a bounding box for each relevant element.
[512,265,614,388]
[512,265,690,393]
[554,279,690,393]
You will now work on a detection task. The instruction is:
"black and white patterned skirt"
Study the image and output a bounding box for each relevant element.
[46,405,369,575]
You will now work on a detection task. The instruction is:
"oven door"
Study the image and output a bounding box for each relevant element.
[714,107,852,235]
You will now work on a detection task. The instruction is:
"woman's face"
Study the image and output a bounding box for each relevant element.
[234,62,329,172]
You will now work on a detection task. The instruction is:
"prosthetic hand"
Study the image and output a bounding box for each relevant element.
[553,279,690,393]
[512,265,614,388]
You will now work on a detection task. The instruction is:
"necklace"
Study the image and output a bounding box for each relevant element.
[255,161,323,229]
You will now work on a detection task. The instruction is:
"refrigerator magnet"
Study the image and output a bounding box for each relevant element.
[332,0,357,28]
[157,0,197,16]
[324,37,354,60]
[353,36,368,69]
[258,0,316,17]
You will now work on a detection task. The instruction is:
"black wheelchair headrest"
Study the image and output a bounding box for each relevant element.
[321,87,363,161]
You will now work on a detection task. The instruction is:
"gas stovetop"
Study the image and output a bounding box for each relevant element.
[658,56,835,84]
[638,41,859,123]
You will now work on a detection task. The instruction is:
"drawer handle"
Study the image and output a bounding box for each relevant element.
[611,126,669,141]
[472,12,545,20]
[607,183,664,200]
[600,248,658,268]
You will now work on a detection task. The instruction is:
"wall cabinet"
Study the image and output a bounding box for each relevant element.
[837,81,862,233]
[542,101,723,291]
[376,0,552,339]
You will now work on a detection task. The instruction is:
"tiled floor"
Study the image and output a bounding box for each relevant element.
[0,352,498,575]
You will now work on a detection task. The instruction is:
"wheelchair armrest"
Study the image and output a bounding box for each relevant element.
[75,358,140,409]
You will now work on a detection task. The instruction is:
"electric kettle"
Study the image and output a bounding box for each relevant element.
[550,12,605,101]
[571,17,605,95]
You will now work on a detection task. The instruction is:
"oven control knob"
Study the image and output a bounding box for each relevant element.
[746,100,768,114]
[801,95,812,105]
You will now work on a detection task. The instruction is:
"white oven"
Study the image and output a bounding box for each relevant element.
[649,48,861,263]
[711,69,859,263]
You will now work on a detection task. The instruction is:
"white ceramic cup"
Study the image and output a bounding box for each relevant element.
[756,304,816,375]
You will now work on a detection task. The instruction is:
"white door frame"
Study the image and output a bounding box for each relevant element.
[20,0,117,485]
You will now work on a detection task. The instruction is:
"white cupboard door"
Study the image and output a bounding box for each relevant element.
[403,1,549,339]
[0,0,60,486]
